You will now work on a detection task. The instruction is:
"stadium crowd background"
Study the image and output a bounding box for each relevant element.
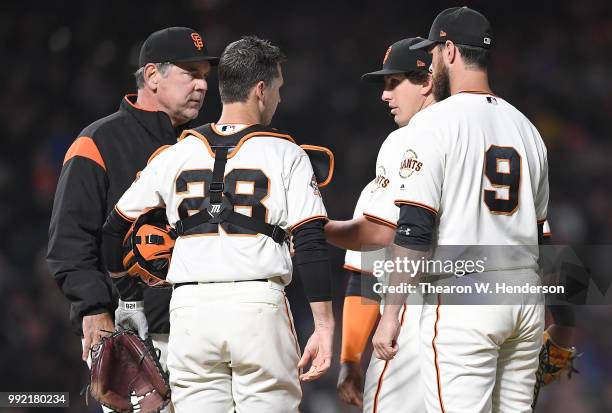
[1,0,611,411]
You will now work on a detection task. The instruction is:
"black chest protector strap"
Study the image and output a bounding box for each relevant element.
[173,145,288,244]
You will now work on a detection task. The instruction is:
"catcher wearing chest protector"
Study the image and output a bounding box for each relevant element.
[101,36,336,413]
[90,113,334,413]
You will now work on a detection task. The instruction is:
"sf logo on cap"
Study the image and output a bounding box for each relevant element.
[191,33,204,50]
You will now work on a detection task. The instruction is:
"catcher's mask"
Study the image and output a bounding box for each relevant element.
[122,208,175,287]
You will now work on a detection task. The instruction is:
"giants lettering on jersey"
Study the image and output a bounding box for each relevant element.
[373,166,390,190]
[399,149,423,178]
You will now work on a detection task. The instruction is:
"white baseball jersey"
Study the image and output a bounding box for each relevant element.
[394,93,548,271]
[362,128,404,227]
[116,124,327,285]
[343,181,376,272]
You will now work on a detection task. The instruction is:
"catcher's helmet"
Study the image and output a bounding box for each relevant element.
[123,208,175,287]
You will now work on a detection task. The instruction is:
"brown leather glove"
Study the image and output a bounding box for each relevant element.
[89,329,170,413]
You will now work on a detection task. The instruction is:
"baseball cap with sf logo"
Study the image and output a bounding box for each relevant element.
[361,37,432,83]
[139,27,219,67]
[410,7,493,51]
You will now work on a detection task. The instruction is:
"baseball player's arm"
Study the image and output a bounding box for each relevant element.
[331,130,401,252]
[373,205,435,360]
[286,152,335,381]
[325,216,395,251]
[374,125,442,360]
[47,137,115,360]
[539,220,575,347]
[292,219,335,382]
[101,156,166,301]
[338,272,380,406]
[341,272,381,363]
[101,207,144,301]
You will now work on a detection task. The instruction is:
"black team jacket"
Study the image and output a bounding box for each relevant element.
[47,94,185,336]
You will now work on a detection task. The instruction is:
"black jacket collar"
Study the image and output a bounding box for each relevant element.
[120,94,191,144]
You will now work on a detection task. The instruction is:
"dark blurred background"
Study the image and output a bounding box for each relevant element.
[1,0,611,412]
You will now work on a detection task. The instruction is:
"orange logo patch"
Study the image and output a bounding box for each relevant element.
[440,30,447,37]
[191,33,204,50]
[416,60,426,67]
[383,46,392,64]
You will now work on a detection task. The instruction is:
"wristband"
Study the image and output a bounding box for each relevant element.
[118,300,145,311]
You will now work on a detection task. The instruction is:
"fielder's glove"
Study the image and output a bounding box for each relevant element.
[532,329,580,409]
[115,300,148,340]
[537,329,579,386]
[89,329,170,413]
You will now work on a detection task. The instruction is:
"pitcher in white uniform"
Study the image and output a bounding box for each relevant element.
[326,37,435,412]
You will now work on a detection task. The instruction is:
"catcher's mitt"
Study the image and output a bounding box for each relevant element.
[532,330,578,409]
[89,329,170,413]
[122,208,175,288]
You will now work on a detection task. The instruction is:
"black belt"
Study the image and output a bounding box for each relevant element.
[173,279,268,290]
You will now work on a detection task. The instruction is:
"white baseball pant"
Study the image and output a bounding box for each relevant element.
[167,279,302,413]
[418,270,545,413]
[363,296,425,413]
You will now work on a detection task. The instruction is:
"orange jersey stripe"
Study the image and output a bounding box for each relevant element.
[114,205,136,223]
[63,136,105,171]
[147,145,172,164]
[300,144,335,188]
[363,213,397,229]
[395,200,438,215]
[343,263,362,273]
[432,294,446,413]
[290,215,328,232]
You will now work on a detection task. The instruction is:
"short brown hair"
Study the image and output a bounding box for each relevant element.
[219,36,286,103]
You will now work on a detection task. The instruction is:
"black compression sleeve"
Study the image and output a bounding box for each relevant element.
[394,204,436,251]
[548,305,576,327]
[345,270,381,303]
[538,224,574,326]
[293,219,332,302]
[101,208,133,272]
[102,208,144,301]
[538,222,544,245]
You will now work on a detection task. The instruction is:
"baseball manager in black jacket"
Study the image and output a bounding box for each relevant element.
[47,27,218,379]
